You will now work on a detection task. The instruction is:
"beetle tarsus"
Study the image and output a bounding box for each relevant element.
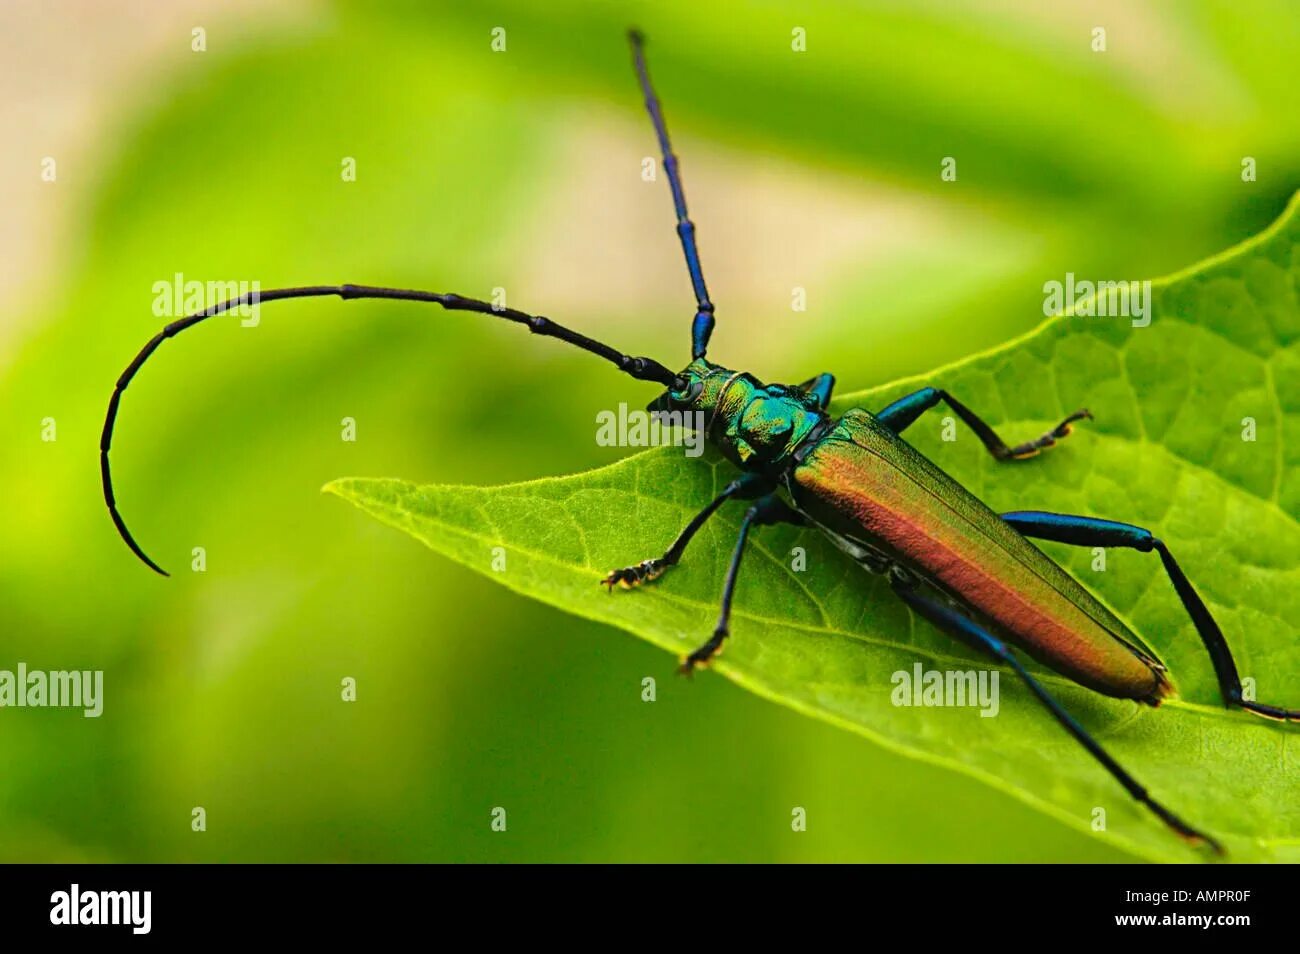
[678,632,727,676]
[1004,408,1093,459]
[1157,807,1225,857]
[1238,699,1300,723]
[601,559,668,591]
[680,628,727,674]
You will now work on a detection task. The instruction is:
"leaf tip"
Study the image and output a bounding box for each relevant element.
[322,477,360,500]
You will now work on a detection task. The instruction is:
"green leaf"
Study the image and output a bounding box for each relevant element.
[327,195,1300,863]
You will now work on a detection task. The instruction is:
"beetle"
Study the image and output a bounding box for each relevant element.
[101,29,1295,855]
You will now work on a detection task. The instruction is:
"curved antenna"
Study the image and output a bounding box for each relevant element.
[103,284,680,575]
[628,29,716,359]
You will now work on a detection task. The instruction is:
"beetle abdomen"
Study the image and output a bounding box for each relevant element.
[790,409,1171,704]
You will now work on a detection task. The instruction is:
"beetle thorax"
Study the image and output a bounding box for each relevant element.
[680,361,828,473]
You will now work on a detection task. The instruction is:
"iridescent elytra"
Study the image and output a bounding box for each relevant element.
[99,29,1295,855]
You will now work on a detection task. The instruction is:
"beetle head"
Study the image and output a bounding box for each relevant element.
[646,358,728,416]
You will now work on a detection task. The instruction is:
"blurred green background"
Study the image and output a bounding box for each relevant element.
[2,0,1297,862]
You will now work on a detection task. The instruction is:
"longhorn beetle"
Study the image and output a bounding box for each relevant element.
[102,29,1295,855]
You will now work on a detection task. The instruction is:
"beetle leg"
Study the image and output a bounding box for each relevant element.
[601,472,771,590]
[891,575,1223,854]
[794,373,836,410]
[1003,510,1300,723]
[876,387,1090,461]
[680,494,805,674]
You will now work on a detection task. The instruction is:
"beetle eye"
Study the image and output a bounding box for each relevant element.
[672,378,704,404]
[647,378,701,415]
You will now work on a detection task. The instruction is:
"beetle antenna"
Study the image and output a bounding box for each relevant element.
[628,29,716,360]
[102,284,681,575]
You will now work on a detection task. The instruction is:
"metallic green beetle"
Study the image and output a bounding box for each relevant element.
[101,30,1295,855]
